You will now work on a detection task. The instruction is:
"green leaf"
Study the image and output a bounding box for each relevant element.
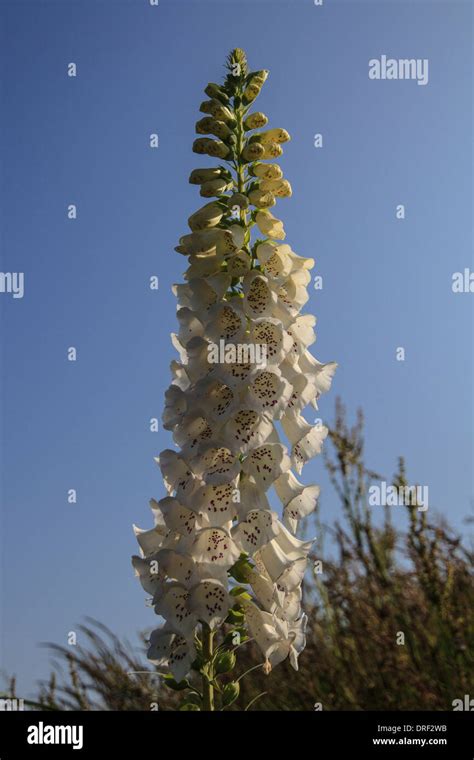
[229,556,253,583]
[230,586,251,598]
[225,609,245,624]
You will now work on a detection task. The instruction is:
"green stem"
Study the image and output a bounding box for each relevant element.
[234,84,248,228]
[202,624,215,711]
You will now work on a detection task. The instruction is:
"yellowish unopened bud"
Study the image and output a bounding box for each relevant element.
[192,138,213,155]
[200,178,231,197]
[207,139,231,159]
[255,210,286,240]
[243,112,268,131]
[178,229,237,256]
[261,142,283,159]
[195,117,232,140]
[188,201,224,231]
[228,193,249,209]
[252,70,269,85]
[251,163,283,180]
[248,188,276,209]
[242,83,261,104]
[193,138,230,159]
[199,99,235,123]
[242,142,264,161]
[242,70,269,104]
[204,83,229,103]
[189,168,224,184]
[259,128,291,145]
[263,659,272,675]
[260,178,292,198]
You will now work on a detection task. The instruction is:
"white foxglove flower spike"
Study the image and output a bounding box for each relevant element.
[132,48,336,710]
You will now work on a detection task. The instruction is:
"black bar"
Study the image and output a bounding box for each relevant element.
[0,710,472,757]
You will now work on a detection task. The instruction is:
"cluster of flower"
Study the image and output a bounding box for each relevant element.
[132,51,336,682]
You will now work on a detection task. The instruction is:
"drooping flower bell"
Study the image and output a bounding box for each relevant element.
[132,48,336,698]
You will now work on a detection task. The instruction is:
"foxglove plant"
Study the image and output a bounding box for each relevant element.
[132,49,336,711]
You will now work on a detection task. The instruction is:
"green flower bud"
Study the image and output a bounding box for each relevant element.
[248,188,276,209]
[226,48,248,83]
[229,48,248,70]
[222,681,240,707]
[242,142,264,162]
[243,112,268,131]
[250,162,283,180]
[215,650,237,674]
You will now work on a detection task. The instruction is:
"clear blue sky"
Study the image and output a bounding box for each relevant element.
[0,0,472,697]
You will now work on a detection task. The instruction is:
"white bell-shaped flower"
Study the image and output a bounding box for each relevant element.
[241,443,291,489]
[248,317,293,366]
[188,579,230,629]
[242,271,278,319]
[147,626,196,683]
[232,509,280,554]
[154,582,198,637]
[193,482,239,527]
[244,368,293,419]
[191,527,240,569]
[222,407,274,455]
[281,410,329,474]
[274,471,320,530]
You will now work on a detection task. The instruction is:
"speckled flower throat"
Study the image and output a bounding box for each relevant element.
[132,49,337,711]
